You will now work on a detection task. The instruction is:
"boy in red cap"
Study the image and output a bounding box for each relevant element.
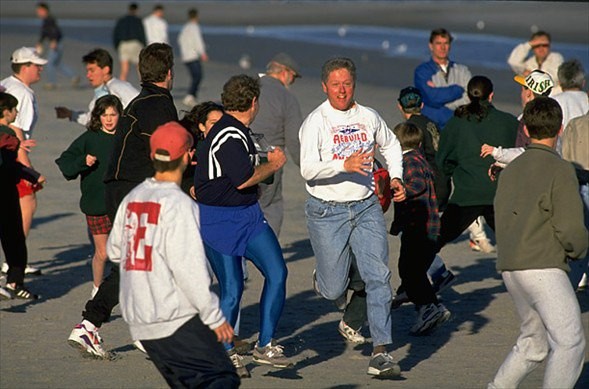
[106,121,239,388]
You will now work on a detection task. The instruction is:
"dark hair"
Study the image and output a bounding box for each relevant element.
[393,122,423,151]
[430,28,453,43]
[87,95,123,132]
[153,157,183,173]
[11,63,27,74]
[180,101,224,138]
[530,31,551,42]
[221,75,260,112]
[558,59,585,90]
[188,8,198,19]
[129,3,138,12]
[37,2,49,11]
[522,97,563,140]
[139,43,174,83]
[82,49,113,74]
[321,57,356,84]
[0,92,18,119]
[153,4,164,11]
[455,76,494,122]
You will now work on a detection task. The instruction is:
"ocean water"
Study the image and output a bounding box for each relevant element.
[2,18,588,72]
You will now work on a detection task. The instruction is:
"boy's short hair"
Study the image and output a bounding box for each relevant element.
[139,43,174,84]
[522,97,563,140]
[82,49,113,74]
[221,75,260,112]
[0,92,18,118]
[393,122,423,151]
[398,86,422,114]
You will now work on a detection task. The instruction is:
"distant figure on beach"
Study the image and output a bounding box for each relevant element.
[250,52,303,236]
[113,2,146,82]
[507,31,564,95]
[143,4,168,45]
[178,8,209,108]
[489,97,588,389]
[35,2,79,90]
[67,43,178,360]
[108,122,239,388]
[0,47,47,277]
[55,95,123,298]
[414,28,493,254]
[54,49,138,127]
[300,57,405,377]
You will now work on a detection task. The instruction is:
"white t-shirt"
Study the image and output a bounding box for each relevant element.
[143,14,168,45]
[177,21,206,63]
[0,75,38,139]
[299,100,403,202]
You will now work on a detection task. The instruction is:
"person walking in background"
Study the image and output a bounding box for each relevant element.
[143,4,168,45]
[67,43,178,360]
[0,47,46,276]
[489,97,587,389]
[300,57,405,377]
[250,53,303,236]
[108,122,239,388]
[194,75,291,378]
[35,2,79,90]
[414,28,493,253]
[507,31,564,95]
[178,8,209,108]
[113,2,145,82]
[55,95,123,298]
[436,76,518,255]
[389,122,451,335]
[55,48,138,127]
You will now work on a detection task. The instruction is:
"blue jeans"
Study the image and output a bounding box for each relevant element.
[305,194,393,346]
[46,43,76,84]
[568,183,589,287]
[185,60,203,97]
[204,224,287,350]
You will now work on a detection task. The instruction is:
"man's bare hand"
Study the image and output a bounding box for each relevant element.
[213,321,234,343]
[343,150,374,176]
[391,178,406,202]
[86,154,97,167]
[266,147,287,171]
[19,139,37,152]
[55,107,73,120]
[480,144,495,158]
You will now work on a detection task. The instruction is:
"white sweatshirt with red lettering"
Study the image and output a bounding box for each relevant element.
[299,100,403,202]
[107,178,225,341]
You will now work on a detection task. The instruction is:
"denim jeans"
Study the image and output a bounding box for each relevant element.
[489,269,585,389]
[305,194,392,346]
[46,43,76,84]
[185,60,203,97]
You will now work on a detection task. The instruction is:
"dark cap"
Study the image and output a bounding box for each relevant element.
[398,86,422,109]
[269,53,301,78]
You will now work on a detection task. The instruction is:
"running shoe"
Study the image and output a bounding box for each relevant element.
[1,262,42,275]
[5,284,38,300]
[367,352,401,377]
[252,340,294,368]
[338,319,366,344]
[228,348,251,378]
[67,323,108,359]
[432,270,456,294]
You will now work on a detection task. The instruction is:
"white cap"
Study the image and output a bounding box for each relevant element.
[11,47,48,65]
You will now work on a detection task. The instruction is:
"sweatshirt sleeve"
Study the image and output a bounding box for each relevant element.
[299,112,346,181]
[492,146,526,165]
[55,133,91,180]
[414,63,464,108]
[164,200,226,330]
[551,164,589,260]
[507,42,532,75]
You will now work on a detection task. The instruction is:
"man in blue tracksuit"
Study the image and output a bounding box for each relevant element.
[414,28,471,129]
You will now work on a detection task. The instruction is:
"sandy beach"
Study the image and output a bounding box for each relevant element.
[1,1,588,388]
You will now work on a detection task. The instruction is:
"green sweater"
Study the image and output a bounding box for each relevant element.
[494,144,588,272]
[55,130,115,216]
[436,106,518,206]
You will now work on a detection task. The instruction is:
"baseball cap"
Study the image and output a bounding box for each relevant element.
[150,122,194,162]
[514,70,554,96]
[398,86,422,109]
[269,53,301,78]
[11,47,48,65]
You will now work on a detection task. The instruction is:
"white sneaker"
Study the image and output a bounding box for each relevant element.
[133,340,147,354]
[469,239,496,253]
[338,319,366,344]
[182,95,197,107]
[1,262,41,275]
[0,286,12,300]
[67,323,109,359]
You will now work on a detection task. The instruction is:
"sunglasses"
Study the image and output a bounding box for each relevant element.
[532,44,550,49]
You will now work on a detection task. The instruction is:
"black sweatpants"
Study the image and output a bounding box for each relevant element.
[437,203,496,252]
[398,230,438,306]
[0,169,27,286]
[142,315,240,389]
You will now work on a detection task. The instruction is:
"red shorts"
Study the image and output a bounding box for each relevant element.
[86,215,112,235]
[16,179,42,198]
